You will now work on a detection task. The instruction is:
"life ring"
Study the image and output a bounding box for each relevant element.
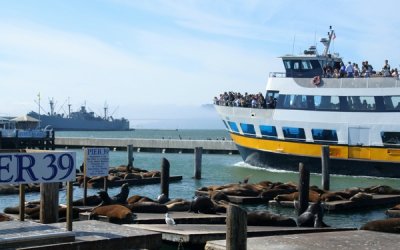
[312,76,321,86]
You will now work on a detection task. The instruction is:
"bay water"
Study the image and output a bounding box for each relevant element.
[1,129,399,229]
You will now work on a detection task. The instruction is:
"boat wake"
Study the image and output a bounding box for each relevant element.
[233,161,297,174]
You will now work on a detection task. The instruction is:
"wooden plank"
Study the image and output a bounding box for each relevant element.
[0,221,75,250]
[205,230,400,250]
[86,175,182,188]
[80,211,226,224]
[269,194,400,211]
[125,224,355,245]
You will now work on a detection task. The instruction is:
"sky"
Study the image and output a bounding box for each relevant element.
[1,0,400,129]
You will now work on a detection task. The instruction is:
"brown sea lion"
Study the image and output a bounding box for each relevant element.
[0,213,13,222]
[127,202,168,213]
[247,211,297,227]
[90,204,135,223]
[366,185,400,195]
[219,185,259,197]
[166,200,192,212]
[73,194,103,206]
[320,192,346,202]
[360,218,400,233]
[388,204,400,210]
[349,192,373,201]
[210,191,230,202]
[260,189,295,201]
[123,173,142,180]
[127,195,154,204]
[274,190,321,203]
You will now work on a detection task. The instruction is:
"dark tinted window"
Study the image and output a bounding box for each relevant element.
[282,127,306,140]
[227,121,239,133]
[383,96,400,111]
[314,96,340,110]
[240,123,256,135]
[381,132,400,146]
[347,96,376,111]
[259,125,277,138]
[312,129,338,143]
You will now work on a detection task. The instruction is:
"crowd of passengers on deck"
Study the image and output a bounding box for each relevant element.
[324,59,399,79]
[214,92,277,109]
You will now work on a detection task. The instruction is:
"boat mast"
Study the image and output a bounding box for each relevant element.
[104,102,108,120]
[49,98,55,116]
[322,26,335,56]
[68,97,71,118]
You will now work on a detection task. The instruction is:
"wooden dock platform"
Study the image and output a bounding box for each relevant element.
[80,211,227,224]
[205,230,400,250]
[17,220,162,250]
[269,194,400,211]
[124,224,355,245]
[0,220,75,250]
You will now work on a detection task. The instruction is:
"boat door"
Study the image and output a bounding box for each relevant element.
[348,127,370,159]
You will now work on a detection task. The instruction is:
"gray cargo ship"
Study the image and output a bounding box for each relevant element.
[27,99,130,131]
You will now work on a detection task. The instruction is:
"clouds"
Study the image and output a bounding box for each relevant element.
[0,1,399,128]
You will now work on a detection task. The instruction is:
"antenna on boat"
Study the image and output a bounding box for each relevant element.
[321,26,334,56]
[68,97,71,118]
[104,102,108,120]
[292,34,296,55]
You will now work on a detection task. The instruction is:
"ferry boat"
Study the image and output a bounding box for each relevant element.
[214,27,400,178]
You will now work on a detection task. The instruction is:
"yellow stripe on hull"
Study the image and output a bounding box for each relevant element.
[230,133,400,163]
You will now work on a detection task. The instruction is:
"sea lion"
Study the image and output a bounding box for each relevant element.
[98,183,130,206]
[365,185,400,195]
[73,194,103,206]
[190,196,216,214]
[210,191,230,202]
[123,173,142,180]
[247,211,297,227]
[127,202,168,213]
[260,189,295,201]
[297,201,329,228]
[127,195,154,204]
[166,199,192,212]
[360,218,400,233]
[0,213,13,222]
[320,192,346,202]
[388,204,400,210]
[90,204,135,223]
[274,190,321,203]
[219,185,260,197]
[349,192,373,201]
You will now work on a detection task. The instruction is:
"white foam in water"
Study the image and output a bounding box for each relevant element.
[233,161,297,173]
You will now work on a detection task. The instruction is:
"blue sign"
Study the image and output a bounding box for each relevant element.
[0,151,76,184]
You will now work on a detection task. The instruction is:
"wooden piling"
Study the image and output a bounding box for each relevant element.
[298,163,310,216]
[40,182,59,223]
[127,144,133,166]
[226,204,247,250]
[19,184,25,221]
[160,158,170,198]
[194,147,203,179]
[66,181,73,231]
[321,145,330,190]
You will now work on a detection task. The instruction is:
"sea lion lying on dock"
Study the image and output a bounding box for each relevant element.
[365,185,400,195]
[165,199,192,212]
[0,213,13,222]
[127,202,168,213]
[247,211,297,227]
[274,190,321,203]
[73,194,103,206]
[127,195,154,204]
[297,201,329,228]
[349,192,373,201]
[360,218,400,233]
[261,189,295,201]
[90,204,135,223]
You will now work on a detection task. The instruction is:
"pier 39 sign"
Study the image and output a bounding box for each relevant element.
[0,151,76,184]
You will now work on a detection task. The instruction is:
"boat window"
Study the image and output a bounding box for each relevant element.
[381,132,400,146]
[240,123,256,135]
[347,96,376,111]
[383,96,400,111]
[301,60,313,70]
[282,127,306,140]
[259,125,277,138]
[311,129,338,143]
[227,121,239,133]
[222,120,229,130]
[314,96,340,110]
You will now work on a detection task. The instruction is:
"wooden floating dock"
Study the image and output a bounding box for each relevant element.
[55,137,238,154]
[205,230,400,250]
[269,194,400,211]
[84,175,183,188]
[0,220,75,250]
[125,224,355,245]
[80,211,226,224]
[14,220,162,250]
